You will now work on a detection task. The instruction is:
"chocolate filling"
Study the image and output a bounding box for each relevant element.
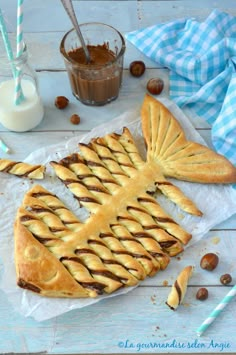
[79,281,106,294]
[17,278,41,293]
[159,240,177,249]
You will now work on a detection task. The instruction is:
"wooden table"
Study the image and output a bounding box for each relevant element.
[0,1,236,353]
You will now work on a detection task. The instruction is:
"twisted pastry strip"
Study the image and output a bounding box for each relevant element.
[50,161,102,213]
[86,235,138,287]
[166,265,194,310]
[80,139,130,186]
[137,193,191,245]
[18,207,65,247]
[0,158,45,179]
[28,185,83,232]
[117,206,171,268]
[116,127,145,169]
[122,201,183,256]
[102,133,138,177]
[110,223,160,276]
[155,179,202,216]
[77,141,121,195]
[98,229,147,281]
[59,152,112,205]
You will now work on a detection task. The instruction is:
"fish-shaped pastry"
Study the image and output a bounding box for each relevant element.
[14,95,236,298]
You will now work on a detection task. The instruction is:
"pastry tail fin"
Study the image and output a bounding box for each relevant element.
[141,94,236,184]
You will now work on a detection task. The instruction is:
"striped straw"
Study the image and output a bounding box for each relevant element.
[196,284,236,336]
[15,0,25,105]
[0,137,11,154]
[0,8,15,73]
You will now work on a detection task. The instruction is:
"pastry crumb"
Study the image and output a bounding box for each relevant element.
[211,236,220,244]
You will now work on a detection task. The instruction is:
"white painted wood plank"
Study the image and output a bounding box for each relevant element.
[1,0,138,33]
[2,0,236,33]
[52,285,236,354]
[139,0,236,27]
[0,284,235,353]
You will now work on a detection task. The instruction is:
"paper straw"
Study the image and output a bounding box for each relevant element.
[15,0,25,105]
[0,8,24,105]
[0,8,15,69]
[0,138,11,154]
[196,284,236,336]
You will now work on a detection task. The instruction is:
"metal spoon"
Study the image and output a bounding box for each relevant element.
[60,0,91,63]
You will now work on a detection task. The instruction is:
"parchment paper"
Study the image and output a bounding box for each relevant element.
[0,97,236,321]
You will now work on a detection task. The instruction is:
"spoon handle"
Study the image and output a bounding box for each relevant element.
[60,0,90,63]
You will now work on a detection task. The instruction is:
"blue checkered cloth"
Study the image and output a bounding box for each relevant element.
[126,9,236,166]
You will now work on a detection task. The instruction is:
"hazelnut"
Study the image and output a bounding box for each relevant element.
[200,253,219,271]
[70,114,80,125]
[196,287,208,301]
[129,60,146,77]
[146,78,164,95]
[220,273,232,285]
[55,96,69,109]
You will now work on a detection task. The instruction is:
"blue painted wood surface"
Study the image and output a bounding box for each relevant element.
[0,1,236,353]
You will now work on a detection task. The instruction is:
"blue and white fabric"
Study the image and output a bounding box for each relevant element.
[126,9,236,166]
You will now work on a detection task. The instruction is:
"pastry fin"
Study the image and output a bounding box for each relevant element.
[141,94,236,184]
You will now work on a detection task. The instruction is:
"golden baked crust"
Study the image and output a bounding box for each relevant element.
[141,94,236,184]
[0,159,45,179]
[14,95,235,298]
[166,265,193,310]
[14,219,89,298]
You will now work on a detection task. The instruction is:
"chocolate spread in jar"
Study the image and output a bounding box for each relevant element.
[66,44,123,106]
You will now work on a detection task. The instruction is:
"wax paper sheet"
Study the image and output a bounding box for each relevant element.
[0,97,236,321]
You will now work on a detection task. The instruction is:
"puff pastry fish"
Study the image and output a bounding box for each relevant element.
[14,95,236,298]
[0,158,45,179]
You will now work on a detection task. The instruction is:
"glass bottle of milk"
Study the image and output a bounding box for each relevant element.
[0,44,44,132]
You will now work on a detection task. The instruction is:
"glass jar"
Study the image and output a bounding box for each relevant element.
[60,22,126,106]
[0,44,44,132]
